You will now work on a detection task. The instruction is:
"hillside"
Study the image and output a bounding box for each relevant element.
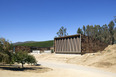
[13,41,36,45]
[14,40,54,47]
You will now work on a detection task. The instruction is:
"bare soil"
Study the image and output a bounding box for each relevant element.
[33,44,116,73]
[0,64,52,73]
[0,44,116,77]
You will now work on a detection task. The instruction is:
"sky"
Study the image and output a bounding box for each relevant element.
[0,0,116,43]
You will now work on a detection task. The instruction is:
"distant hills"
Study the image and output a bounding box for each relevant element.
[13,41,36,45]
[13,40,54,47]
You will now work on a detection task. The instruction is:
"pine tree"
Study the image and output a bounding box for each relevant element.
[83,25,86,35]
[108,21,115,44]
[77,28,83,34]
[57,26,68,37]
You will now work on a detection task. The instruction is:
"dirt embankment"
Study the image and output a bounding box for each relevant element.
[33,44,116,73]
[67,44,116,72]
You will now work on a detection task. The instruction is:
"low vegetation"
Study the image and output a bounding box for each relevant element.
[15,40,53,47]
[0,38,37,68]
[15,51,37,68]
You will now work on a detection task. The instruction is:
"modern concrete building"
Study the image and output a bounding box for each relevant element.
[54,34,81,54]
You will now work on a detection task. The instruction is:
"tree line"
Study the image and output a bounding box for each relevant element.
[57,21,116,45]
[77,21,116,44]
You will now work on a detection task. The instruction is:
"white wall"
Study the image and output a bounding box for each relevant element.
[32,50,40,54]
[44,50,51,53]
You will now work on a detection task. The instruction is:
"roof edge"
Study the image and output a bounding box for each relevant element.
[54,34,81,39]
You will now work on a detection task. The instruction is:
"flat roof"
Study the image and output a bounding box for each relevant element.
[54,34,81,39]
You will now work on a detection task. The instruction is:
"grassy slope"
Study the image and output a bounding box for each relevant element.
[15,40,54,47]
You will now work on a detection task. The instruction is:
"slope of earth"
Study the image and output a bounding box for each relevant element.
[33,44,116,73]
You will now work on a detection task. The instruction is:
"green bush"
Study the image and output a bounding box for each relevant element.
[15,51,37,68]
[51,49,54,53]
[27,55,37,65]
[0,52,9,64]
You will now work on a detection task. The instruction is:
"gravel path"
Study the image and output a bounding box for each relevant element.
[38,61,116,77]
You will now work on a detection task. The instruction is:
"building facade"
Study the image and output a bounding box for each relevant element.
[54,34,81,54]
[54,34,108,54]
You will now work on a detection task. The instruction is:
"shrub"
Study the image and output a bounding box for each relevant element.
[0,52,9,64]
[51,49,54,53]
[15,51,37,68]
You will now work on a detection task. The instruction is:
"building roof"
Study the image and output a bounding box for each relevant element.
[54,34,81,39]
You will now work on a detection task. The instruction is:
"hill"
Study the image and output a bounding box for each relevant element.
[14,40,54,47]
[13,41,36,45]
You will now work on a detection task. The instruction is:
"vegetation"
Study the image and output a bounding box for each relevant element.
[77,27,83,34]
[0,52,9,64]
[0,38,13,64]
[15,40,53,47]
[56,26,68,37]
[0,38,37,68]
[15,51,37,68]
[77,21,116,44]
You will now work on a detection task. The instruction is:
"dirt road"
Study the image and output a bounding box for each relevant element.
[38,60,116,77]
[1,60,115,77]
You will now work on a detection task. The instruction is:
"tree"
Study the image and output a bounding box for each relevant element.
[27,55,37,65]
[101,24,110,43]
[77,27,83,34]
[114,16,116,23]
[56,26,68,37]
[83,25,86,35]
[108,21,115,44]
[0,38,11,52]
[0,52,9,64]
[15,51,37,68]
[0,38,13,64]
[86,25,90,36]
[114,28,116,43]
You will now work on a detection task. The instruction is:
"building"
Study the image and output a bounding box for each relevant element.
[54,34,108,54]
[14,46,53,53]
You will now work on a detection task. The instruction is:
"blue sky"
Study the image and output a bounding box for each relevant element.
[0,0,116,43]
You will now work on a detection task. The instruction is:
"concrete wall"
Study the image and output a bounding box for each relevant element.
[54,35,81,54]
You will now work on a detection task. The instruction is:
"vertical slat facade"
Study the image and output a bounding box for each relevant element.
[54,35,81,54]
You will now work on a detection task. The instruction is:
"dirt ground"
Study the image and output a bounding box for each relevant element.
[0,64,52,73]
[0,44,116,77]
[33,44,116,73]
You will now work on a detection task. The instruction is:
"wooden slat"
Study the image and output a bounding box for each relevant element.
[57,39,59,52]
[74,37,78,52]
[61,39,63,52]
[59,39,61,52]
[67,38,70,51]
[73,37,76,51]
[77,37,81,52]
[69,38,72,52]
[55,40,57,51]
[71,38,75,51]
